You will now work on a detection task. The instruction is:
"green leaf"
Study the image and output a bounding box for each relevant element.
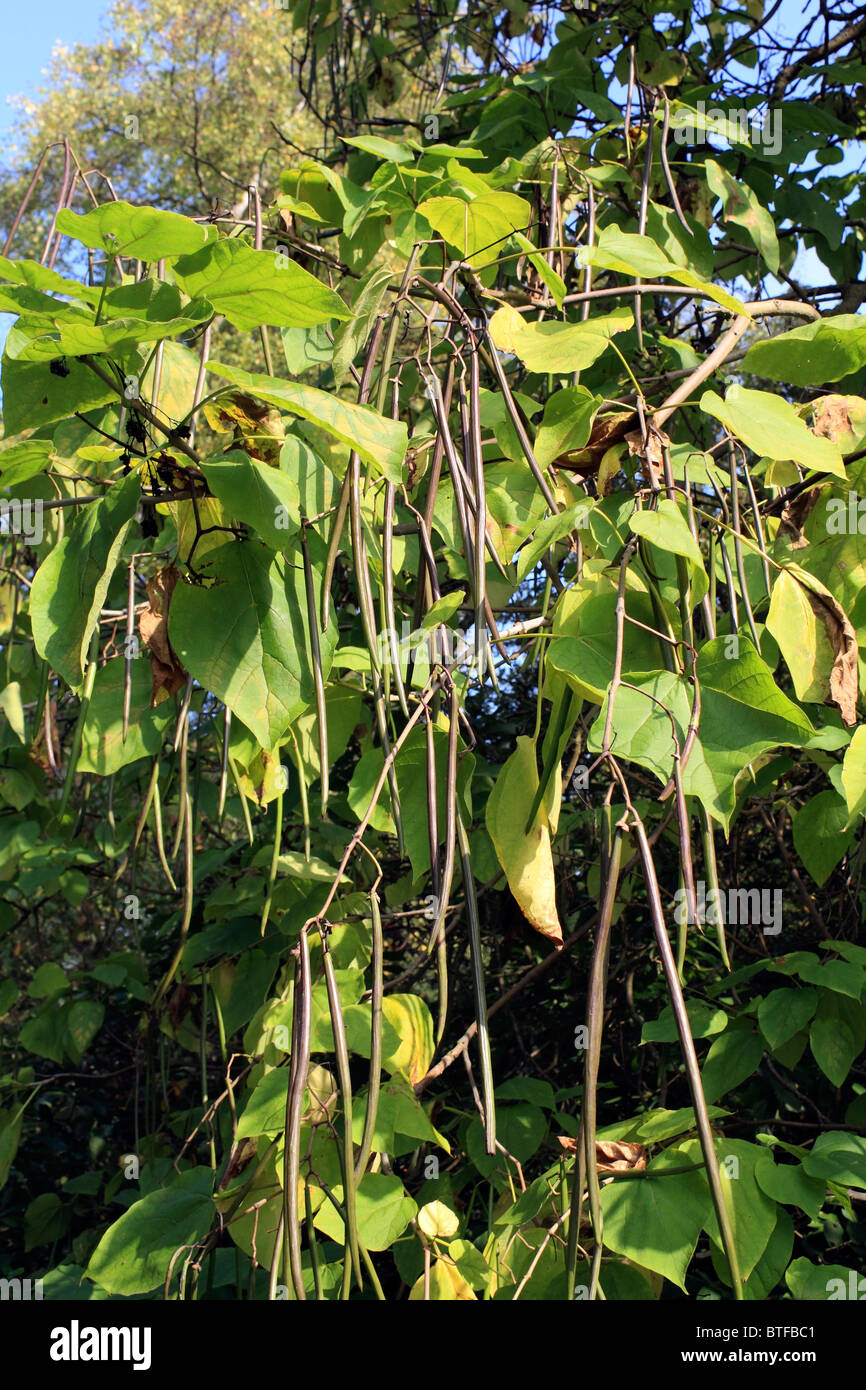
[29,473,141,689]
[757,988,818,1052]
[0,1106,24,1192]
[698,1139,778,1280]
[417,191,531,268]
[700,1020,764,1103]
[313,1172,416,1250]
[578,225,746,314]
[206,362,407,481]
[202,451,301,547]
[642,1001,728,1044]
[533,387,601,467]
[792,789,853,886]
[589,636,814,831]
[801,1132,866,1188]
[174,240,348,331]
[741,314,866,386]
[0,353,117,434]
[489,303,632,373]
[704,160,779,273]
[380,994,435,1085]
[786,1257,862,1300]
[236,1070,289,1139]
[700,386,845,477]
[766,566,855,713]
[465,1104,547,1178]
[28,962,69,998]
[0,980,18,1019]
[754,1153,826,1219]
[810,1012,859,1087]
[86,1170,214,1294]
[331,264,394,389]
[511,231,566,310]
[65,1000,104,1062]
[340,134,416,164]
[629,498,704,567]
[841,724,866,821]
[25,1193,68,1251]
[351,1075,447,1153]
[0,438,52,488]
[599,1149,712,1291]
[79,656,174,775]
[56,201,210,260]
[169,537,336,748]
[547,582,661,705]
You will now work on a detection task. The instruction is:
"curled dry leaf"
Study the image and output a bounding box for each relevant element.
[804,586,858,727]
[553,407,634,475]
[30,698,61,778]
[791,562,858,727]
[811,394,866,453]
[139,565,188,707]
[625,425,669,484]
[778,486,821,549]
[557,1135,647,1174]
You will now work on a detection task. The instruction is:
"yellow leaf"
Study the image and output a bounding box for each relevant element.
[409,1258,477,1300]
[417,1200,460,1240]
[485,736,563,945]
[380,994,435,1084]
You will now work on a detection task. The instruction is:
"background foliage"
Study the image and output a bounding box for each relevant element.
[2,0,866,1302]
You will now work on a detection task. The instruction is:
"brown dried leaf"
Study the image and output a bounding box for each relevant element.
[30,699,61,778]
[625,426,669,482]
[803,586,858,727]
[779,486,821,549]
[557,1136,647,1174]
[139,566,188,707]
[812,395,854,445]
[551,408,634,474]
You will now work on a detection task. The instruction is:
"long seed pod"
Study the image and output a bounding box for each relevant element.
[133,758,160,851]
[283,928,312,1301]
[456,808,495,1154]
[170,712,189,862]
[355,883,384,1183]
[468,349,489,678]
[304,1180,324,1300]
[322,935,363,1295]
[580,815,624,1300]
[300,520,331,811]
[217,706,231,823]
[381,480,409,717]
[151,789,194,1010]
[260,782,284,937]
[57,629,99,821]
[152,777,178,893]
[287,727,311,862]
[349,452,404,850]
[426,681,459,959]
[123,556,136,743]
[321,468,352,632]
[700,803,730,970]
[322,316,385,630]
[631,815,743,1299]
[728,443,761,650]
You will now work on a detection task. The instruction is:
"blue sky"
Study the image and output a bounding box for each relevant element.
[1,0,110,141]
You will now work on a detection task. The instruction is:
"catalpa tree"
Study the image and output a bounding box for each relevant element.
[1,0,866,1304]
